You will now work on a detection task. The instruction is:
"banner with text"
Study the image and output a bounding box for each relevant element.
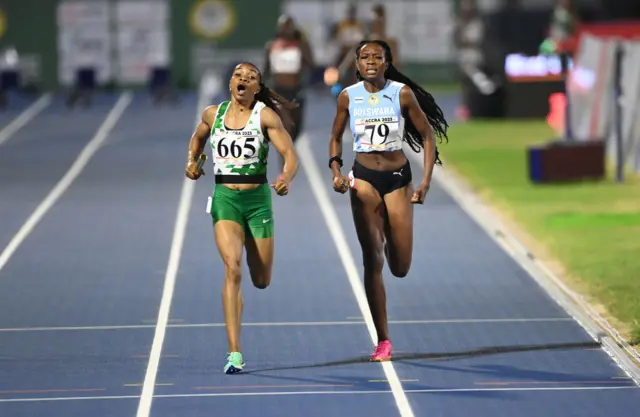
[115,0,170,84]
[56,0,112,86]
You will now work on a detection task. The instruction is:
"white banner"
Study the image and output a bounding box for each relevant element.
[115,0,170,84]
[56,0,112,86]
[566,34,617,141]
[567,34,640,173]
[282,0,454,65]
[395,0,454,62]
[57,0,171,86]
[618,40,640,171]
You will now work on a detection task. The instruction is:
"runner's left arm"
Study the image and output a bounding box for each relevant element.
[262,107,299,185]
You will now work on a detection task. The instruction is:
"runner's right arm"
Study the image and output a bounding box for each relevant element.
[186,106,217,180]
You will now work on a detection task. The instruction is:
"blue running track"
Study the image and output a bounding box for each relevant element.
[0,89,638,417]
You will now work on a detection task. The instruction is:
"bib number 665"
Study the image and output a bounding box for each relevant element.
[217,137,257,158]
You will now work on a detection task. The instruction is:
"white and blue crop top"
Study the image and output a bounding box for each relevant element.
[344,80,406,153]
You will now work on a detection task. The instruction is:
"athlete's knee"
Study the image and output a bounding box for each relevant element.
[247,257,272,289]
[390,262,410,278]
[253,280,269,290]
[386,246,411,278]
[222,257,242,284]
[362,247,385,274]
[250,270,271,289]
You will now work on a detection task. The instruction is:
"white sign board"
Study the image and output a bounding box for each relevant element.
[282,0,455,65]
[57,0,112,86]
[115,0,170,84]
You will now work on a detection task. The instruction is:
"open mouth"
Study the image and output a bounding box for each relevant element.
[366,68,377,75]
[237,84,247,95]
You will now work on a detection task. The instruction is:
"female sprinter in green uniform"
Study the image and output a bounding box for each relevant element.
[185,62,299,374]
[328,40,449,361]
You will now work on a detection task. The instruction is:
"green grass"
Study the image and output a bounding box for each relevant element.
[441,120,640,345]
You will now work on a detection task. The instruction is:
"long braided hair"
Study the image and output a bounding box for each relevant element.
[355,40,449,164]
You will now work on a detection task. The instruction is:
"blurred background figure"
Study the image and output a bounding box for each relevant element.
[368,4,399,68]
[324,3,399,95]
[541,0,580,55]
[549,0,579,43]
[264,14,316,148]
[453,0,500,118]
[0,45,20,108]
[453,0,485,118]
[330,3,366,87]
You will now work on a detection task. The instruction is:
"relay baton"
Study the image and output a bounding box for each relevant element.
[196,153,207,175]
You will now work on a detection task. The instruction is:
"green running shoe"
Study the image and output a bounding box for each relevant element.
[224,352,245,374]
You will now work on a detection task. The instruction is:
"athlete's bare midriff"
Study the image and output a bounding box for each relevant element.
[355,149,408,171]
[220,183,263,191]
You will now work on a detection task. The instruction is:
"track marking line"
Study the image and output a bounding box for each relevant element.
[0,388,105,395]
[141,319,184,324]
[0,385,636,403]
[0,324,155,332]
[0,93,53,147]
[0,92,132,275]
[192,383,353,390]
[134,89,208,417]
[369,379,419,383]
[297,134,415,417]
[475,380,636,386]
[0,318,574,332]
[131,354,179,359]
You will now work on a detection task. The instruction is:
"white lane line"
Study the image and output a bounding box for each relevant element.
[0,385,636,403]
[134,90,208,417]
[0,93,53,146]
[297,134,415,417]
[0,318,575,333]
[0,92,132,274]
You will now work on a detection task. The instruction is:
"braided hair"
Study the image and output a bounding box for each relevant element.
[354,40,449,164]
[235,62,299,133]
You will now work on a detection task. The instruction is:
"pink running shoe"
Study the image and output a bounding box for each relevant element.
[370,340,392,362]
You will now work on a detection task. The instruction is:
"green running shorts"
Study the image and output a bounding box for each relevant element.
[208,183,274,239]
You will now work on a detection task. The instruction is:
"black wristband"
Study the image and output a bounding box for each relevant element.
[329,156,343,169]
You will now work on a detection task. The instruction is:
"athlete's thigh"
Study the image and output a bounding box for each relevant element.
[214,221,246,271]
[243,185,275,288]
[210,185,246,269]
[382,183,414,274]
[349,178,386,256]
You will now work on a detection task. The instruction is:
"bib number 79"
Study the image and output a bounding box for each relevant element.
[217,137,257,158]
[365,123,390,145]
